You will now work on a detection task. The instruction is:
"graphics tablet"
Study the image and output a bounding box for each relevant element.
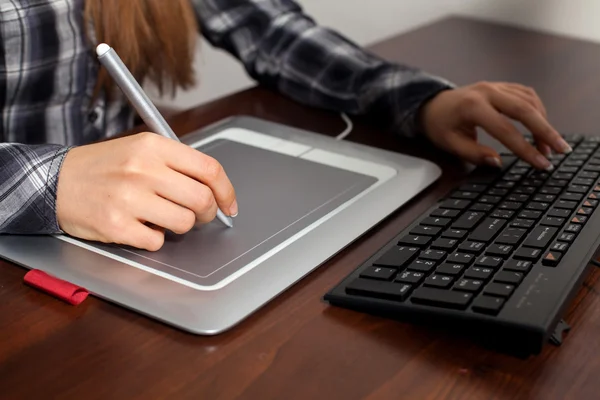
[0,116,441,334]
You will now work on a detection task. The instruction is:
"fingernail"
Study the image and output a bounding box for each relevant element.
[484,157,502,168]
[229,200,238,217]
[536,154,553,171]
[557,138,572,154]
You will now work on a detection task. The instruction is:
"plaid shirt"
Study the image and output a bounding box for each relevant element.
[0,0,453,234]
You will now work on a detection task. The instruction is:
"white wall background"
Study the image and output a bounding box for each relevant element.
[148,0,600,111]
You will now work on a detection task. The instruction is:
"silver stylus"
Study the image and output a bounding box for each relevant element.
[95,43,233,228]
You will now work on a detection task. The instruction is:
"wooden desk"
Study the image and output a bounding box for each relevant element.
[2,16,600,399]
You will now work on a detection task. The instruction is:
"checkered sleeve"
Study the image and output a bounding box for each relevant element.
[0,144,71,234]
[194,0,455,136]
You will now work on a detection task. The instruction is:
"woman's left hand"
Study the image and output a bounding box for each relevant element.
[419,81,572,170]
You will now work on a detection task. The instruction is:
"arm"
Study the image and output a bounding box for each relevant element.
[0,144,70,234]
[192,0,454,137]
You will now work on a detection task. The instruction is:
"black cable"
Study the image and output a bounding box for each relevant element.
[591,259,600,268]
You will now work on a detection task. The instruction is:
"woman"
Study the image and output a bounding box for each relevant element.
[0,0,571,251]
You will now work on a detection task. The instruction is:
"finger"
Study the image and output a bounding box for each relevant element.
[115,221,165,252]
[468,101,553,170]
[159,141,237,216]
[436,130,502,168]
[537,142,552,157]
[136,193,197,235]
[150,167,219,225]
[502,85,547,118]
[489,90,571,155]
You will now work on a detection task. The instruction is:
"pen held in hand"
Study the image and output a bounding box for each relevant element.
[95,43,233,228]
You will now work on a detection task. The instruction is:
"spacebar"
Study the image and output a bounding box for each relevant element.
[410,287,473,310]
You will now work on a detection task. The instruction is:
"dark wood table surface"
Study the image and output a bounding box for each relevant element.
[3,16,600,399]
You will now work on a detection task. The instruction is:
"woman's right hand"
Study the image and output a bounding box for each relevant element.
[56,132,238,251]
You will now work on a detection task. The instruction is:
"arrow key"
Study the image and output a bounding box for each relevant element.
[542,251,562,267]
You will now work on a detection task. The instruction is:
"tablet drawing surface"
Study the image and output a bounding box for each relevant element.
[69,139,378,287]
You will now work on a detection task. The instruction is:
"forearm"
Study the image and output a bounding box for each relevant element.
[0,143,70,234]
[194,0,454,136]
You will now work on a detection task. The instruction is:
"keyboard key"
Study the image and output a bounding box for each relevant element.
[487,188,509,196]
[373,246,419,268]
[589,193,599,200]
[407,260,438,273]
[447,252,475,265]
[577,207,593,215]
[584,164,600,171]
[420,249,447,261]
[395,271,425,285]
[458,241,485,254]
[410,287,473,310]
[555,200,578,209]
[470,203,494,212]
[580,172,600,179]
[502,174,522,182]
[496,181,517,189]
[565,224,582,233]
[431,238,458,251]
[552,173,574,180]
[430,208,460,218]
[503,259,532,273]
[479,195,502,204]
[464,266,494,280]
[424,274,454,289]
[397,235,432,247]
[360,266,397,280]
[583,199,598,208]
[518,210,542,220]
[507,194,530,202]
[469,218,506,243]
[494,271,524,285]
[490,210,515,219]
[522,178,544,187]
[514,246,543,261]
[474,255,503,269]
[514,186,536,194]
[452,211,485,229]
[547,208,571,218]
[546,179,569,188]
[558,166,578,173]
[436,263,465,276]
[460,184,486,192]
[523,226,558,248]
[451,191,479,200]
[484,283,515,298]
[471,296,505,315]
[346,279,412,301]
[540,217,565,227]
[573,178,594,186]
[538,186,561,195]
[496,228,527,245]
[453,279,484,292]
[550,241,569,252]
[442,229,468,239]
[498,201,522,210]
[486,244,513,258]
[421,217,451,228]
[567,185,589,194]
[526,202,550,211]
[533,194,556,202]
[561,193,584,202]
[510,219,535,229]
[558,232,576,242]
[440,199,471,210]
[542,251,562,267]
[410,225,441,236]
[571,215,588,224]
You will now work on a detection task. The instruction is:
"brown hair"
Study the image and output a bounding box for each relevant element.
[84,0,199,99]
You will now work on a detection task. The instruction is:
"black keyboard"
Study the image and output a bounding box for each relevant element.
[324,134,600,356]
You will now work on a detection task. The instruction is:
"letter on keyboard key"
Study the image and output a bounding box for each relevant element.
[447,252,475,264]
[523,226,558,248]
[496,228,527,245]
[397,235,431,247]
[346,279,412,301]
[453,279,484,292]
[474,255,503,269]
[514,246,543,261]
[503,259,532,273]
[373,246,419,268]
[410,225,441,236]
[452,211,484,229]
[469,218,506,243]
[410,287,473,309]
[421,217,451,228]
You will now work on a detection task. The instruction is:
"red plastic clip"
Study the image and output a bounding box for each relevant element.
[24,270,89,305]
